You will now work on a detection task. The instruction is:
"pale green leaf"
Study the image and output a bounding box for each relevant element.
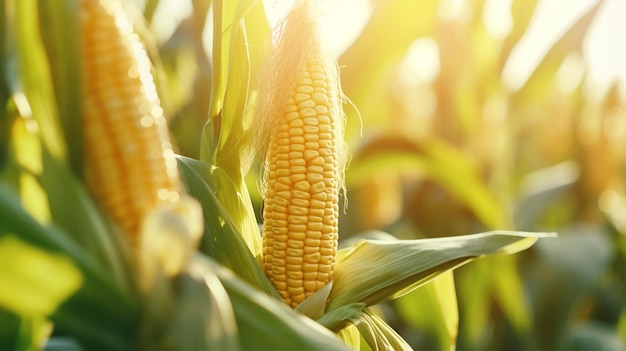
[205,0,269,170]
[328,230,554,311]
[395,271,458,351]
[14,0,65,160]
[0,183,136,350]
[176,155,278,298]
[207,0,237,123]
[355,309,413,351]
[336,324,361,350]
[159,269,240,351]
[39,147,130,292]
[215,0,269,176]
[317,303,366,332]
[210,166,263,259]
[295,281,333,321]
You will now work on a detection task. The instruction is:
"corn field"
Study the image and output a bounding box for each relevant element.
[1,0,624,350]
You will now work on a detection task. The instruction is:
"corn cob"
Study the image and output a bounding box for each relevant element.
[80,0,181,250]
[259,3,345,308]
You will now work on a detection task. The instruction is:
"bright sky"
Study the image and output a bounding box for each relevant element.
[151,0,626,98]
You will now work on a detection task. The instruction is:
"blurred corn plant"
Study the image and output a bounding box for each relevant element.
[336,0,626,350]
[0,0,567,351]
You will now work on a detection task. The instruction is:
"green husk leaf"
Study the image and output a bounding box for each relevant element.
[355,309,413,351]
[336,323,361,350]
[176,155,278,298]
[39,146,130,292]
[317,303,366,332]
[328,230,554,311]
[215,0,269,175]
[204,0,269,168]
[202,0,269,260]
[295,281,333,320]
[193,255,353,351]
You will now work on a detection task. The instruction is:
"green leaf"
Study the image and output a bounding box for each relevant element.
[37,0,82,178]
[0,183,137,351]
[0,235,82,316]
[559,322,626,351]
[527,227,613,351]
[295,281,334,321]
[39,146,131,292]
[0,308,51,351]
[176,156,278,298]
[394,271,458,351]
[44,337,83,351]
[200,0,269,261]
[0,1,12,170]
[204,0,269,169]
[158,269,240,351]
[328,230,554,311]
[317,303,366,332]
[193,255,353,351]
[210,166,263,259]
[457,254,533,349]
[513,161,579,229]
[214,0,269,176]
[355,309,413,351]
[206,0,237,126]
[14,0,66,160]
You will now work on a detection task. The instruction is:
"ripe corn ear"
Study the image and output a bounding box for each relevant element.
[258,2,346,308]
[80,0,181,250]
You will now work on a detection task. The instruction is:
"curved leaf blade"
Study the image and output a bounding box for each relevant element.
[328,230,554,311]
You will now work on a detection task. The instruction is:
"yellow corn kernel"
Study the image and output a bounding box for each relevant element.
[80,0,180,251]
[259,2,345,308]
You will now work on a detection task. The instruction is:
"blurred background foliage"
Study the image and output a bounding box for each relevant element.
[1,0,624,349]
[140,0,626,349]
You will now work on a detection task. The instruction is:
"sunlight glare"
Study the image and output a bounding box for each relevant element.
[398,38,441,85]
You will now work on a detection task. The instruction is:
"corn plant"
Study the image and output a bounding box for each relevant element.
[335,0,626,350]
[0,0,561,350]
